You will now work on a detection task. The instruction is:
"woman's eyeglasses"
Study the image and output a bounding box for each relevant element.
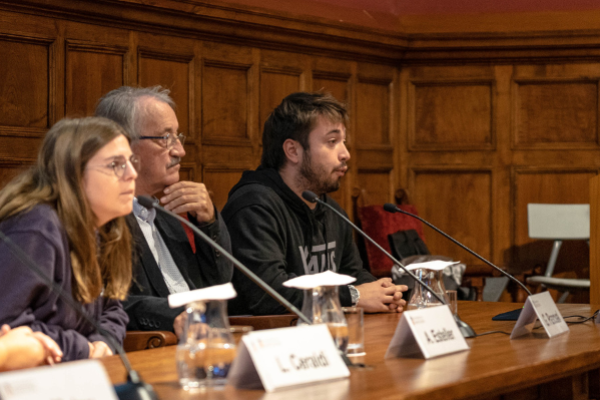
[88,155,139,178]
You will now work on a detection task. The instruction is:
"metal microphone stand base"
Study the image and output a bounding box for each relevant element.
[114,379,159,400]
[454,315,476,338]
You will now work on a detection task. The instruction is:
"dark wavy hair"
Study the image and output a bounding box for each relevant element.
[261,92,348,170]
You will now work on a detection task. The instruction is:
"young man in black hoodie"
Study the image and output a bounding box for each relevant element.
[222,92,407,316]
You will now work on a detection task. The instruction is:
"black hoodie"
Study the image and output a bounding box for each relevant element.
[222,167,376,316]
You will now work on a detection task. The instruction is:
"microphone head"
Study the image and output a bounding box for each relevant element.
[137,195,156,209]
[302,191,319,203]
[383,203,398,213]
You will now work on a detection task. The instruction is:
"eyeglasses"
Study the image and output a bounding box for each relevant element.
[139,133,186,149]
[88,155,139,179]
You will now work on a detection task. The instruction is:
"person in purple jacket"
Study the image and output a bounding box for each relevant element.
[0,117,137,361]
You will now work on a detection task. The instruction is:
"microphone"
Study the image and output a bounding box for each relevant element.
[383,203,532,319]
[302,191,476,338]
[137,196,311,325]
[137,196,363,368]
[0,230,158,400]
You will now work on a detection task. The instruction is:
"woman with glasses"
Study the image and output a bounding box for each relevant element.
[0,117,137,362]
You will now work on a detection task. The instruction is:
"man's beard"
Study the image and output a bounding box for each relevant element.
[299,151,345,195]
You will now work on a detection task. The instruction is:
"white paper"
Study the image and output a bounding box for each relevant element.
[0,360,117,400]
[511,291,569,339]
[385,306,469,359]
[228,325,349,392]
[283,270,356,289]
[404,260,460,271]
[168,282,237,308]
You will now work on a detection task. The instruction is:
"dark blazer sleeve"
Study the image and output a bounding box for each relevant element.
[188,210,234,287]
[123,214,184,332]
[123,210,233,332]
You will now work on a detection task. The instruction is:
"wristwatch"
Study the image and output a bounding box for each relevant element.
[349,285,360,306]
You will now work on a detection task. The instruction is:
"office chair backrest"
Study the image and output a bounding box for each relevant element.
[527,203,589,240]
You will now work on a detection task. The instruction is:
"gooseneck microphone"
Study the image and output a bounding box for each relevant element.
[138,197,364,368]
[0,230,158,400]
[302,191,476,338]
[137,196,311,325]
[383,203,533,298]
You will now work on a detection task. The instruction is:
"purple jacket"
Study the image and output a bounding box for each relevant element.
[0,204,128,361]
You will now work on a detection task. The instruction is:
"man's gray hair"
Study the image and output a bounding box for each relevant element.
[94,86,175,141]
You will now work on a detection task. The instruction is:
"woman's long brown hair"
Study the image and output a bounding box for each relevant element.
[0,117,132,303]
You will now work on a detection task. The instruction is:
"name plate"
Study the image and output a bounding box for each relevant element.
[511,291,569,339]
[228,324,349,392]
[0,360,117,400]
[385,305,469,359]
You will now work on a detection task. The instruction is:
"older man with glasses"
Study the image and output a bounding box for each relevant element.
[95,86,233,338]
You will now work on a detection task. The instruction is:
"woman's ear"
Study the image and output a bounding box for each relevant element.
[282,138,303,166]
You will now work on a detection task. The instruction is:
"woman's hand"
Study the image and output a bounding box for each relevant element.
[0,324,62,371]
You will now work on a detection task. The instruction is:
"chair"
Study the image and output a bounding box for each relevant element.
[123,330,178,352]
[526,203,590,303]
[122,315,299,352]
[351,188,492,299]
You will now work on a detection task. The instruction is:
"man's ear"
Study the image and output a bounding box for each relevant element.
[282,138,302,165]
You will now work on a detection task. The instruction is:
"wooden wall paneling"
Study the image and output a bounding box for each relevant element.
[353,63,395,208]
[65,40,127,117]
[410,167,493,265]
[202,164,254,211]
[200,43,255,147]
[0,34,53,138]
[590,175,600,305]
[408,79,495,151]
[0,136,43,168]
[259,65,303,137]
[200,42,258,208]
[512,168,597,301]
[357,169,392,206]
[0,160,34,189]
[138,46,194,143]
[512,78,600,150]
[259,50,310,132]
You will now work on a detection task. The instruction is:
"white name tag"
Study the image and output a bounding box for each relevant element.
[385,305,469,359]
[228,325,349,392]
[0,360,117,400]
[511,291,569,339]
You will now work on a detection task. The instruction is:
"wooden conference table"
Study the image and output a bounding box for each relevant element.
[102,302,600,400]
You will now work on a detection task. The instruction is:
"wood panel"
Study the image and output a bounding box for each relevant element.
[139,49,193,138]
[0,35,51,135]
[202,167,246,211]
[412,169,493,265]
[202,59,253,145]
[590,175,600,305]
[355,78,391,146]
[356,171,391,206]
[259,68,302,133]
[313,72,350,103]
[409,80,494,151]
[65,41,126,117]
[513,79,599,149]
[0,162,31,188]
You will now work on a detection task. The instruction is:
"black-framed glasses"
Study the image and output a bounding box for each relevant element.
[139,133,186,149]
[88,155,139,179]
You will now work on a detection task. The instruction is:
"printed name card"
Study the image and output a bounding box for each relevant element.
[385,305,469,359]
[228,324,349,392]
[511,291,569,339]
[0,360,117,400]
